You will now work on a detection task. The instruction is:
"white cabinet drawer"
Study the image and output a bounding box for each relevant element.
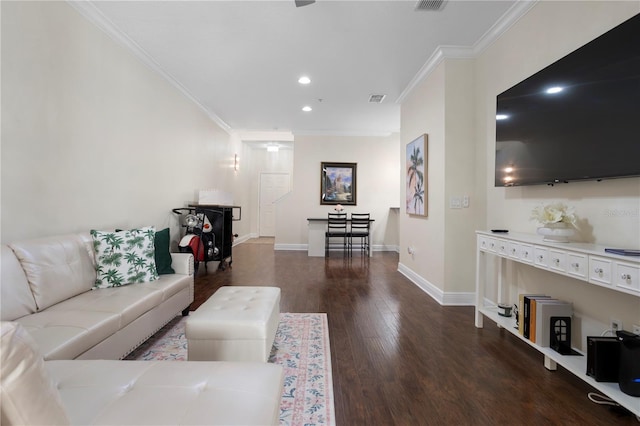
[519,243,534,263]
[549,249,567,273]
[487,238,498,253]
[590,257,612,286]
[507,242,520,259]
[566,252,588,279]
[615,262,640,293]
[496,239,509,257]
[478,236,492,251]
[534,246,549,269]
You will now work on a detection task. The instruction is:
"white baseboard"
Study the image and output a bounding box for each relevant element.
[274,244,307,251]
[233,233,257,246]
[397,263,475,306]
[382,244,400,253]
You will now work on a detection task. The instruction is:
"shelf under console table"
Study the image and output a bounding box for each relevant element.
[474,230,639,417]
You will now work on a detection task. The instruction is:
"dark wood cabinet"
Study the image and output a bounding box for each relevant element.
[188,204,241,268]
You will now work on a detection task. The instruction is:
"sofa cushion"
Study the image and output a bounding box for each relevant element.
[15,310,120,360]
[47,284,165,330]
[9,233,96,311]
[0,245,37,321]
[0,322,70,425]
[46,360,283,425]
[91,227,158,288]
[154,227,175,275]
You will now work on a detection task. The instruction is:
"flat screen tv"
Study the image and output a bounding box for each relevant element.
[495,13,640,187]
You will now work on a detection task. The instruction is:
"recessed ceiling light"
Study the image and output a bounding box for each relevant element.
[302,106,312,112]
[496,114,509,120]
[298,76,311,85]
[546,86,564,94]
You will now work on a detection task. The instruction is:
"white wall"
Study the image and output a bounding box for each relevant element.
[399,63,447,293]
[399,59,480,302]
[275,134,400,251]
[1,1,246,246]
[443,59,478,294]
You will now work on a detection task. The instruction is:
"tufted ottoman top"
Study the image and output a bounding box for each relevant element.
[186,286,280,340]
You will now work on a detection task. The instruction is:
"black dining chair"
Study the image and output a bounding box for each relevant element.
[325,212,348,257]
[349,213,370,256]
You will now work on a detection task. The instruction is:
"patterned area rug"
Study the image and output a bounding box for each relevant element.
[125,313,335,426]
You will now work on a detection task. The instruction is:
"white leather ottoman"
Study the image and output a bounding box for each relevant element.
[186,286,280,362]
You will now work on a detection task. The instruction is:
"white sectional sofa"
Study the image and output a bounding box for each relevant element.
[1,231,194,360]
[1,231,285,425]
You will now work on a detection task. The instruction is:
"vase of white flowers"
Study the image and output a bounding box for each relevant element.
[530,203,577,242]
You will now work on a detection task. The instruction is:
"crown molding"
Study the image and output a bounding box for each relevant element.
[396,45,473,104]
[67,1,232,134]
[472,0,538,55]
[292,129,395,138]
[396,0,537,104]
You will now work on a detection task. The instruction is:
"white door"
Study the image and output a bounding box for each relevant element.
[259,173,290,236]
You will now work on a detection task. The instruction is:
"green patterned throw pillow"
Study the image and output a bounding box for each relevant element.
[90,226,159,288]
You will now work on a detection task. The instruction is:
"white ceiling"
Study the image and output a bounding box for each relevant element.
[76,0,526,136]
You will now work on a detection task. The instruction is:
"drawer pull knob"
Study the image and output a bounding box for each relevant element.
[571,263,579,268]
[621,273,631,280]
[554,258,560,264]
[594,268,603,274]
[524,251,529,256]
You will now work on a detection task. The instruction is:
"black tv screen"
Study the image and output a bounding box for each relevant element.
[495,13,640,187]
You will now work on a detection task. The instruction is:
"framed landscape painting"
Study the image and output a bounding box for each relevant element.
[406,134,427,216]
[321,162,357,205]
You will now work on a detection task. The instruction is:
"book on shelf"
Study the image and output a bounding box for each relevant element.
[530,298,546,344]
[524,295,552,340]
[518,294,550,338]
[518,294,541,335]
[534,300,573,347]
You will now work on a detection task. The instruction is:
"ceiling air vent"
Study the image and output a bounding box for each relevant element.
[415,0,448,12]
[368,94,386,103]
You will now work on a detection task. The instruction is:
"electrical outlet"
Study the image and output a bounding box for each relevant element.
[633,324,640,336]
[611,319,622,332]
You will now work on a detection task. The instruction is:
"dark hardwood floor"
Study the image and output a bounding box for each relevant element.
[192,240,637,425]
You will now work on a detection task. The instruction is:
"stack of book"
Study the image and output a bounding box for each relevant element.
[518,294,573,347]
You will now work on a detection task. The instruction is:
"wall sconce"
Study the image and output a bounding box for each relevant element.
[234,154,239,171]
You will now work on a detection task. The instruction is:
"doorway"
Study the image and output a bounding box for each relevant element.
[259,172,291,237]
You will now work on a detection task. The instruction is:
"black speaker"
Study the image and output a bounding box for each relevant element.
[617,331,640,397]
[586,336,619,382]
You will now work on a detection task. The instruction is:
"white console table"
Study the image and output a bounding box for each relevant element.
[474,230,640,416]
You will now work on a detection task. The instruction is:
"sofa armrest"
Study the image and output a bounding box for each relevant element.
[170,253,194,276]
